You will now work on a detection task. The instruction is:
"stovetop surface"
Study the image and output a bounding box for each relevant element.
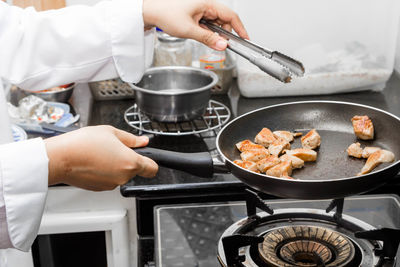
[154,195,400,267]
[115,75,400,198]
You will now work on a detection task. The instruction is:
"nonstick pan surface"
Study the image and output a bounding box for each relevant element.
[217,101,400,199]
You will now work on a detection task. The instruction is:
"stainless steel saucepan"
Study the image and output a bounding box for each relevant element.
[129,66,218,122]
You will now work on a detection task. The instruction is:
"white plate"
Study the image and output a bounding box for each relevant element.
[11,124,27,142]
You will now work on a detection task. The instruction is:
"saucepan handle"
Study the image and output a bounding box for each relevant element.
[134,147,214,178]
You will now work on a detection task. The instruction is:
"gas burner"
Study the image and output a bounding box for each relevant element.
[260,225,355,266]
[217,208,383,267]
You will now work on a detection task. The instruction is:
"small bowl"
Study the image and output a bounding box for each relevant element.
[129,66,218,122]
[23,83,75,103]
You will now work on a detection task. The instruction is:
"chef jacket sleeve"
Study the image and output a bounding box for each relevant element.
[0,0,154,251]
[0,138,48,251]
[0,0,154,91]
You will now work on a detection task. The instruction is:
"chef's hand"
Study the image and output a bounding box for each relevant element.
[44,126,158,191]
[143,0,249,51]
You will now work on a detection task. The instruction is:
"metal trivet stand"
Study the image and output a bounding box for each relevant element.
[124,100,231,136]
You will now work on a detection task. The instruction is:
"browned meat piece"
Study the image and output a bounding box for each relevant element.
[347,142,363,158]
[240,150,269,162]
[293,132,303,137]
[301,129,321,150]
[285,148,317,162]
[254,128,276,147]
[233,160,259,173]
[266,161,293,178]
[256,155,280,173]
[236,140,267,152]
[362,147,381,158]
[280,154,304,169]
[358,150,395,176]
[273,131,294,143]
[351,115,374,140]
[268,138,291,156]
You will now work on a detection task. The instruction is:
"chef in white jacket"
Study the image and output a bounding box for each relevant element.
[0,0,248,253]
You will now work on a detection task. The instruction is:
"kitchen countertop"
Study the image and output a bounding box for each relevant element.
[71,73,400,198]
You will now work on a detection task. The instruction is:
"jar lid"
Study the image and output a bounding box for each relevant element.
[157,32,186,43]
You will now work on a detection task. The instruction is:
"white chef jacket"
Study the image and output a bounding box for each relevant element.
[0,0,154,251]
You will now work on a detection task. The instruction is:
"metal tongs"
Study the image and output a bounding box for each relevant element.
[200,19,305,83]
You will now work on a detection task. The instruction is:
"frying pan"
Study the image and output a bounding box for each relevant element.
[135,101,400,199]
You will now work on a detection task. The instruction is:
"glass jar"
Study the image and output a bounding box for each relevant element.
[153,32,192,67]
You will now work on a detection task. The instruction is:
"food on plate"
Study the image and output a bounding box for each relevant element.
[268,138,291,156]
[240,150,269,162]
[347,142,363,158]
[32,83,73,93]
[266,161,292,178]
[357,150,395,176]
[284,148,317,162]
[233,160,259,173]
[301,129,321,150]
[254,128,276,147]
[292,132,303,137]
[236,140,267,153]
[273,131,294,143]
[351,115,374,140]
[256,155,280,173]
[280,154,304,169]
[362,147,381,159]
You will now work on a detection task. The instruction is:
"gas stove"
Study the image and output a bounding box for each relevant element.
[154,192,400,267]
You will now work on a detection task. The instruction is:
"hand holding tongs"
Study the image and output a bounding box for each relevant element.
[200,19,305,83]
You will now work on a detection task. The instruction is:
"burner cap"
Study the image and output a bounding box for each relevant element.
[259,225,355,266]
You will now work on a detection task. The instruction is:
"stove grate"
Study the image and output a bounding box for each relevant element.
[124,100,231,136]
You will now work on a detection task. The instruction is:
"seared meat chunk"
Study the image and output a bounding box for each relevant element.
[233,160,259,173]
[254,128,276,147]
[362,147,381,159]
[268,138,291,156]
[236,140,267,152]
[266,161,292,178]
[280,154,304,169]
[347,142,363,158]
[301,129,321,150]
[285,148,317,162]
[273,131,294,143]
[351,115,374,140]
[240,150,269,162]
[256,155,280,173]
[358,150,395,176]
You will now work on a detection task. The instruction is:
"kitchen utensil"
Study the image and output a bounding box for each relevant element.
[22,83,75,103]
[135,101,400,199]
[129,66,218,122]
[124,100,231,136]
[200,19,305,83]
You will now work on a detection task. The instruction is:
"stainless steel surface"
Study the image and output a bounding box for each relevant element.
[129,66,218,122]
[200,19,305,82]
[22,83,74,103]
[124,100,230,136]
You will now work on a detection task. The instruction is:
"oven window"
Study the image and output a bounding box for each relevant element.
[32,232,107,267]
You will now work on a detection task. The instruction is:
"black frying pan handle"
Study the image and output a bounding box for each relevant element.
[134,147,214,178]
